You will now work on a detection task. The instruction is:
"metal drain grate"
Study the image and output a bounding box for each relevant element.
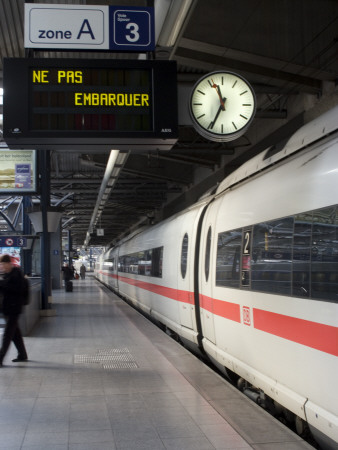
[74,347,138,369]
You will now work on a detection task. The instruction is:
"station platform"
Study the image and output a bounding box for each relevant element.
[0,275,313,450]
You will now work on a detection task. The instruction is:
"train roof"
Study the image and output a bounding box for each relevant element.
[104,105,338,255]
[215,105,338,195]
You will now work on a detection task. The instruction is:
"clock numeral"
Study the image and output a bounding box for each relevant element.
[207,80,213,87]
[193,103,203,106]
[240,90,248,96]
[221,124,224,133]
[232,122,237,130]
[221,76,224,85]
[242,104,251,106]
[240,114,248,120]
[232,80,237,88]
[197,90,205,95]
[197,114,205,120]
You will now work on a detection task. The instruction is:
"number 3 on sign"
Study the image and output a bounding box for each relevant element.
[112,9,153,49]
[125,23,140,42]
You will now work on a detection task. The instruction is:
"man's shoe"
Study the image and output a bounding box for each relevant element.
[12,357,28,362]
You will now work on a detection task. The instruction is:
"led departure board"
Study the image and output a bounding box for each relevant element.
[31,67,152,132]
[3,58,178,151]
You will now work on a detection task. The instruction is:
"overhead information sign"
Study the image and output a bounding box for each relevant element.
[24,4,155,51]
[3,58,178,151]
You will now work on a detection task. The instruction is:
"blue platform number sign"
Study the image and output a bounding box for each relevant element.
[110,6,154,51]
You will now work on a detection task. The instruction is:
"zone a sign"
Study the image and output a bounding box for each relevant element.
[24,3,154,51]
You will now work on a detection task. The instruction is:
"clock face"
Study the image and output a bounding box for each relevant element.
[189,71,256,142]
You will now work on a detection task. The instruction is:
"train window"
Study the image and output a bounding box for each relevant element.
[205,226,212,282]
[251,217,293,295]
[103,259,114,271]
[138,250,150,275]
[118,246,163,278]
[216,230,241,287]
[311,206,338,301]
[181,233,188,279]
[151,247,163,278]
[110,258,115,272]
[215,205,338,302]
[292,213,312,297]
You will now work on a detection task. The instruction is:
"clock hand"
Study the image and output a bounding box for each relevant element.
[216,85,225,108]
[209,97,226,129]
[211,79,226,110]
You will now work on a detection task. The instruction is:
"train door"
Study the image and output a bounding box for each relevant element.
[199,223,216,344]
[177,231,194,329]
[107,248,118,291]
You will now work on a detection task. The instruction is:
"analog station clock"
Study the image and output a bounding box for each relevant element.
[189,71,256,142]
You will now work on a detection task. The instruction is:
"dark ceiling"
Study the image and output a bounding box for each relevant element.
[0,0,337,247]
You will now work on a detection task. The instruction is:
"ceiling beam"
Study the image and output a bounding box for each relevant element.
[178,38,335,81]
[51,178,103,184]
[174,47,322,92]
[122,168,191,185]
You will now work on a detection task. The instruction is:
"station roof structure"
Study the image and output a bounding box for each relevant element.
[0,0,337,247]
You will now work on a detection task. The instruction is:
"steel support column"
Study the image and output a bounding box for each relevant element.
[22,196,32,275]
[40,150,52,309]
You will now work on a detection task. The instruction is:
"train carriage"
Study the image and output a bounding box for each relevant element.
[98,199,210,346]
[198,115,338,448]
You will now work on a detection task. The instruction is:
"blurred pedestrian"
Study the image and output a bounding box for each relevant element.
[61,263,73,291]
[61,263,72,282]
[80,263,86,280]
[0,254,28,366]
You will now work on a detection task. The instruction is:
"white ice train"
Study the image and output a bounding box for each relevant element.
[95,106,338,450]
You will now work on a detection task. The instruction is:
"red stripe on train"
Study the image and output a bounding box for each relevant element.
[200,294,241,322]
[98,271,337,356]
[116,274,194,304]
[253,308,338,356]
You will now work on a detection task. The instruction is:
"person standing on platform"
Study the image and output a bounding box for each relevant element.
[61,264,72,280]
[0,254,28,366]
[80,263,86,280]
[61,264,72,289]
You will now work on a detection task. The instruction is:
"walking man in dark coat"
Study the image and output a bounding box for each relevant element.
[0,254,28,366]
[80,263,86,280]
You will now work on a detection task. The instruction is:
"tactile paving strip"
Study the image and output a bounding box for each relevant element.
[74,347,138,369]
